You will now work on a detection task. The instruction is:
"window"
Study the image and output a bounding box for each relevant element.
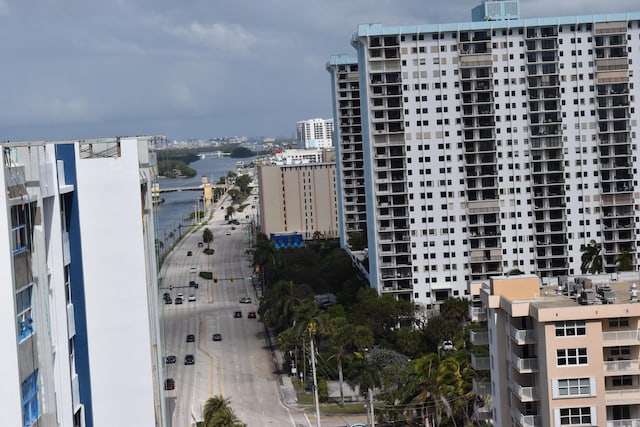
[16,285,34,342]
[21,370,39,427]
[555,320,586,336]
[558,407,592,425]
[554,378,593,397]
[609,317,629,328]
[557,348,588,366]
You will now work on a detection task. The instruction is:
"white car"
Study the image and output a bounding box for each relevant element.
[442,340,455,351]
[188,295,196,302]
[176,293,184,300]
[190,267,197,273]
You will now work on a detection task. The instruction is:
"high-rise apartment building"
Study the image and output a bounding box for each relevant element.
[326,55,368,250]
[329,0,640,313]
[472,273,640,426]
[0,137,168,427]
[296,118,334,149]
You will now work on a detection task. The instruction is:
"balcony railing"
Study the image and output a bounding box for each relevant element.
[473,378,492,395]
[511,382,539,402]
[606,388,640,404]
[510,325,536,345]
[604,359,640,375]
[471,353,490,370]
[511,354,538,373]
[470,330,489,346]
[511,407,541,427]
[602,330,640,345]
[469,306,487,322]
[607,419,640,427]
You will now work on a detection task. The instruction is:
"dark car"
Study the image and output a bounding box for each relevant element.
[212,333,222,341]
[189,280,199,288]
[239,297,251,304]
[163,292,170,299]
[187,251,192,256]
[175,297,183,304]
[184,354,195,365]
[166,355,176,364]
[186,334,195,342]
[164,378,175,391]
[234,311,242,318]
[197,242,204,248]
[164,297,172,304]
[248,311,257,319]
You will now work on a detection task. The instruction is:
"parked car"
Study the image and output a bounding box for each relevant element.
[186,334,195,342]
[164,378,175,390]
[248,311,257,319]
[166,355,176,364]
[442,340,455,351]
[234,311,242,318]
[184,354,195,365]
[212,333,222,341]
[239,297,251,304]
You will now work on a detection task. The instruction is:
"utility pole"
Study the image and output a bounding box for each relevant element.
[309,322,321,427]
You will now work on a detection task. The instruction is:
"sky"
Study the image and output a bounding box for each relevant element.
[1,0,638,142]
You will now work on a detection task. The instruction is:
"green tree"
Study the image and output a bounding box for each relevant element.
[203,228,214,249]
[617,251,634,271]
[347,230,368,251]
[440,297,469,322]
[202,395,246,427]
[581,240,603,274]
[226,205,236,220]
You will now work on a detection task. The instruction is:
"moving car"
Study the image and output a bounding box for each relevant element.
[189,280,199,288]
[166,355,176,364]
[184,354,195,365]
[225,231,231,236]
[174,297,183,304]
[187,251,192,256]
[177,293,184,299]
[248,311,257,319]
[164,297,172,304]
[239,297,251,304]
[212,333,222,341]
[190,267,197,273]
[188,294,196,302]
[197,242,204,248]
[186,334,195,342]
[234,311,242,318]
[164,378,175,391]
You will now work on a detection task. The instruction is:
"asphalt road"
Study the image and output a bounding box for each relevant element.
[160,195,309,427]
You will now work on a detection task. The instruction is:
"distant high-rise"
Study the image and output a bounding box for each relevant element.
[328,0,640,313]
[0,137,168,427]
[296,118,334,149]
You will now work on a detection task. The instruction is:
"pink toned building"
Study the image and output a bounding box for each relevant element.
[472,275,640,426]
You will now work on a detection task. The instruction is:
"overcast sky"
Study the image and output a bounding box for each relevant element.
[1,0,637,142]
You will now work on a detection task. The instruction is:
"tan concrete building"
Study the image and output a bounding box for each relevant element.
[471,274,640,426]
[257,161,339,240]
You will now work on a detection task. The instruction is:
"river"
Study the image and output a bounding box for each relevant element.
[153,154,256,249]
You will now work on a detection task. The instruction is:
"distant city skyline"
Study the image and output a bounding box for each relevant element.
[0,0,637,142]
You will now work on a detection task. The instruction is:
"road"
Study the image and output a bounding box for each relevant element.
[160,195,308,427]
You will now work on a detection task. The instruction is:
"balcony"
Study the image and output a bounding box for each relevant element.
[470,330,489,346]
[511,354,538,373]
[471,353,490,370]
[510,325,536,345]
[604,359,640,375]
[469,306,487,322]
[606,388,640,405]
[607,419,640,427]
[511,381,539,402]
[602,330,640,346]
[473,378,492,395]
[474,403,492,421]
[511,407,541,427]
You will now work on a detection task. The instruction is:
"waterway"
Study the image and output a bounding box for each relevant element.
[154,154,256,248]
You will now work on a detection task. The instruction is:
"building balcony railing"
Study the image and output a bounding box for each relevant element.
[474,403,492,421]
[473,377,492,395]
[511,354,538,373]
[469,306,487,322]
[511,407,541,427]
[510,325,536,345]
[607,418,640,427]
[602,330,640,345]
[606,388,640,405]
[604,359,640,375]
[471,353,490,370]
[511,381,539,402]
[470,330,489,346]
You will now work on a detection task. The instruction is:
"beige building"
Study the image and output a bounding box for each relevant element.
[471,274,640,426]
[257,161,339,240]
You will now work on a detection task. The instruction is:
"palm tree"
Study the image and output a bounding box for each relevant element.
[617,251,634,271]
[345,352,383,425]
[202,395,246,427]
[580,240,603,274]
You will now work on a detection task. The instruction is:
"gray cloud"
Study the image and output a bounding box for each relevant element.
[0,0,638,141]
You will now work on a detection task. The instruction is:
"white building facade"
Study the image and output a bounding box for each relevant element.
[296,118,334,149]
[329,0,640,312]
[0,137,168,427]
